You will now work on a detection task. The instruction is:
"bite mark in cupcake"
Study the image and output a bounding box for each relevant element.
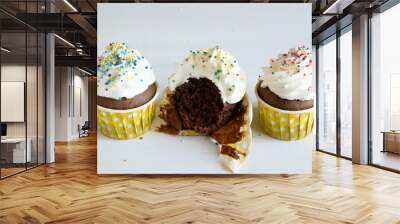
[156,47,252,172]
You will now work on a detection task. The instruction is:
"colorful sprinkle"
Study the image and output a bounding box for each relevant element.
[268,46,312,75]
[97,42,154,97]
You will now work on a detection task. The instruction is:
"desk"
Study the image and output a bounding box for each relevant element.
[382,131,400,154]
[1,138,31,163]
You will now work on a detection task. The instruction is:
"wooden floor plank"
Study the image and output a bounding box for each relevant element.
[1,135,400,224]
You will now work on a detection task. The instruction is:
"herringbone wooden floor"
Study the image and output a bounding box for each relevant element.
[1,135,400,224]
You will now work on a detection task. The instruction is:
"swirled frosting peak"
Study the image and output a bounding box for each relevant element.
[168,47,246,104]
[259,46,313,101]
[97,42,155,100]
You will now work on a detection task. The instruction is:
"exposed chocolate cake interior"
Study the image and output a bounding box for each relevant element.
[158,93,182,135]
[97,83,157,110]
[257,83,313,111]
[211,104,245,144]
[173,78,239,135]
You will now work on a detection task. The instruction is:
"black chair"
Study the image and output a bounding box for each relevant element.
[78,121,90,138]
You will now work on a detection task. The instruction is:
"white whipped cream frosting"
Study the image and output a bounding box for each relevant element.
[97,42,155,100]
[259,46,314,101]
[168,47,246,104]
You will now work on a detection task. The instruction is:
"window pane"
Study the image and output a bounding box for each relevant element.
[318,37,337,154]
[340,29,352,158]
[371,4,400,171]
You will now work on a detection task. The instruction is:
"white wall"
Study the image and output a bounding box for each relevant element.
[312,45,317,149]
[55,66,70,141]
[1,65,25,138]
[71,73,89,138]
[1,64,27,164]
[54,67,89,141]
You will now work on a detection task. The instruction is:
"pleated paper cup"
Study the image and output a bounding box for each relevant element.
[97,88,158,140]
[255,88,314,141]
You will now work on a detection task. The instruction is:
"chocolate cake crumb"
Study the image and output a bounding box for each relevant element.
[158,124,180,135]
[220,145,240,160]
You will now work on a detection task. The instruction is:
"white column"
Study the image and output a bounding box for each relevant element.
[352,14,369,164]
[45,0,56,163]
[54,67,74,141]
[46,33,55,163]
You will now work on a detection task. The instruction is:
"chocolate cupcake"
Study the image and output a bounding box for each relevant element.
[256,46,314,140]
[97,42,158,140]
[156,47,252,173]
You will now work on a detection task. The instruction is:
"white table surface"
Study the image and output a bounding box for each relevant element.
[97,3,314,174]
[1,138,26,143]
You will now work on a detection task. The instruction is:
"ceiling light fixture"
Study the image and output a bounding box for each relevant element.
[76,48,85,55]
[63,0,78,12]
[322,0,343,14]
[78,67,93,76]
[54,34,75,48]
[1,47,11,53]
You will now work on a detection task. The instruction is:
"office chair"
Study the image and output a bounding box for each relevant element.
[79,121,90,138]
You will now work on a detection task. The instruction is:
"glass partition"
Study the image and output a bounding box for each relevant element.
[1,31,28,177]
[0,1,46,179]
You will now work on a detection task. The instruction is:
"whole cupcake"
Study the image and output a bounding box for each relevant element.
[156,47,252,173]
[256,46,314,140]
[97,42,158,139]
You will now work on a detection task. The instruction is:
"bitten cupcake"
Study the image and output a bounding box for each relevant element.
[256,46,314,140]
[155,47,252,172]
[97,42,158,140]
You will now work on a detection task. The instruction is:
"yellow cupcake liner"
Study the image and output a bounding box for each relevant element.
[97,89,158,140]
[256,89,314,141]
